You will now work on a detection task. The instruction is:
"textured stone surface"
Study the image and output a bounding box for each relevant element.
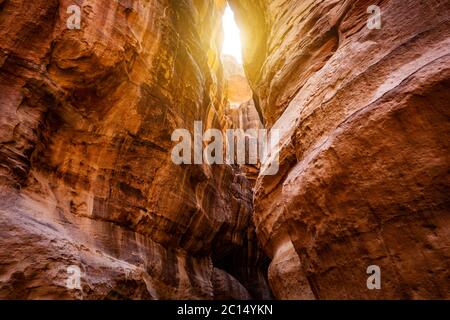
[0,0,270,299]
[1,0,449,301]
[231,0,450,299]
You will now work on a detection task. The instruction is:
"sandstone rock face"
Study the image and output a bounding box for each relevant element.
[1,0,449,301]
[231,0,450,299]
[0,0,270,299]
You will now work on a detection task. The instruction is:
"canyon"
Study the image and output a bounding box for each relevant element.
[0,0,449,300]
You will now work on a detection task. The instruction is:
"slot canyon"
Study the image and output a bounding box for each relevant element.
[0,0,449,300]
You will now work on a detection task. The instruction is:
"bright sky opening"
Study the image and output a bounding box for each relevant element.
[222,4,243,64]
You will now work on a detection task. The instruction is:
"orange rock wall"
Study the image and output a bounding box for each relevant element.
[1,0,449,300]
[231,0,450,299]
[0,0,271,299]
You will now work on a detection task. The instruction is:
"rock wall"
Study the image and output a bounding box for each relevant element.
[1,0,449,301]
[231,0,450,299]
[0,0,270,299]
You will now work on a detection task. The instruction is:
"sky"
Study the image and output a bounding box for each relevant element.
[221,4,243,64]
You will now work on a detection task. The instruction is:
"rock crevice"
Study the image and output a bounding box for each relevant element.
[0,0,449,300]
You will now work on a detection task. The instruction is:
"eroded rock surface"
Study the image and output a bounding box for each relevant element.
[1,0,449,301]
[231,0,450,299]
[0,0,270,299]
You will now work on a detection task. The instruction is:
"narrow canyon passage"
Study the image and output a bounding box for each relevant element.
[0,0,449,300]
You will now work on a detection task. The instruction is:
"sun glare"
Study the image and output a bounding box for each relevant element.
[222,4,243,64]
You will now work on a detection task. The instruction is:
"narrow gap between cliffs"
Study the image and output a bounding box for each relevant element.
[211,2,273,300]
[220,2,264,186]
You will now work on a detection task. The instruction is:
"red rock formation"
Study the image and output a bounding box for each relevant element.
[231,0,450,299]
[1,0,449,301]
[0,0,270,299]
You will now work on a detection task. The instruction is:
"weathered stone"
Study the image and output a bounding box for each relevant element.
[1,0,449,300]
[232,0,450,299]
[0,0,270,300]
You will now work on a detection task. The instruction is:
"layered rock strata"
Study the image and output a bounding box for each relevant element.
[231,0,450,299]
[1,0,449,301]
[0,0,270,299]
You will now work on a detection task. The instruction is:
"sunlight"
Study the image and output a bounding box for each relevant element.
[222,4,243,64]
